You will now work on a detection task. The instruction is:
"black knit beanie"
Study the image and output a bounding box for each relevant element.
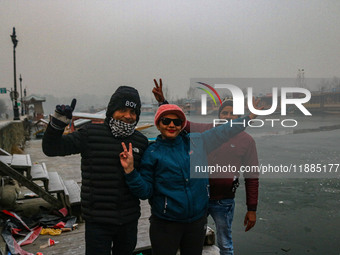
[218,99,234,117]
[105,86,141,124]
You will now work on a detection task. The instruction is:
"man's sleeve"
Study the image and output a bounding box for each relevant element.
[42,123,86,156]
[243,137,259,211]
[124,147,156,200]
[185,121,213,133]
[201,116,249,154]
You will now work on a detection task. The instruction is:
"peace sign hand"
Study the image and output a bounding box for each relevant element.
[249,97,264,120]
[120,142,134,174]
[152,78,165,103]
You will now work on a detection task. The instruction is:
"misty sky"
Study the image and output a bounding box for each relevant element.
[1,0,340,104]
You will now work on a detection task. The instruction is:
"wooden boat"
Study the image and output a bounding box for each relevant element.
[64,111,153,134]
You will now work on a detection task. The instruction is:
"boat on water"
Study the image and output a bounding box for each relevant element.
[33,110,153,138]
[64,110,153,134]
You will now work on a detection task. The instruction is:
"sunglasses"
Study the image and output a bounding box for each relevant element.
[160,117,183,126]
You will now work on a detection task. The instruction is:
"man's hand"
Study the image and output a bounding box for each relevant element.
[244,211,256,232]
[249,97,264,120]
[152,78,165,103]
[50,99,77,130]
[120,142,134,174]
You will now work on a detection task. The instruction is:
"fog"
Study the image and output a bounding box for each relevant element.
[1,0,340,113]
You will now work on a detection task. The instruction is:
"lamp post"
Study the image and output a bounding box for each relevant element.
[10,27,20,120]
[19,74,24,116]
[24,88,27,115]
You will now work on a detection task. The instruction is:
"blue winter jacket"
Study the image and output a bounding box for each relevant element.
[125,116,250,222]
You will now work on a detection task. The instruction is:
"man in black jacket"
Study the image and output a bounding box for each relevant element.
[42,86,148,255]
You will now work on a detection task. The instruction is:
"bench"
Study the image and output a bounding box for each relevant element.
[64,180,81,206]
[0,154,32,179]
[31,163,49,190]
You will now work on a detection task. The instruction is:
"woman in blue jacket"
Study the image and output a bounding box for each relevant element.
[120,104,253,255]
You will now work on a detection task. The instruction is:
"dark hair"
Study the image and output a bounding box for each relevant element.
[218,99,233,117]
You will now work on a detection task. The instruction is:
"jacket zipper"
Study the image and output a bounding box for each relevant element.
[163,196,168,214]
[206,184,210,198]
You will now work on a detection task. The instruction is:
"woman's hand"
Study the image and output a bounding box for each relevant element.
[152,78,165,103]
[120,142,134,174]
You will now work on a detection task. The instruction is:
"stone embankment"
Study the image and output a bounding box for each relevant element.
[0,119,30,153]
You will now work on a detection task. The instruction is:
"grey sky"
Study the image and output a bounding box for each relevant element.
[1,0,340,103]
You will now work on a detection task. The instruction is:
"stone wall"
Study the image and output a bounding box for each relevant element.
[0,119,31,153]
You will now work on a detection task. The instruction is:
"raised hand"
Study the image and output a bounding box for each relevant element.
[249,97,264,120]
[55,98,77,119]
[51,98,77,130]
[120,142,134,174]
[152,78,165,103]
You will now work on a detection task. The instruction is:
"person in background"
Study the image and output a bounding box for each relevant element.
[42,86,148,255]
[153,79,259,255]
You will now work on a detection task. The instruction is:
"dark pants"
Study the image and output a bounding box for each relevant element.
[149,215,207,255]
[85,220,138,255]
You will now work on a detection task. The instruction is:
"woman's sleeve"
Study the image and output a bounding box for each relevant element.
[124,147,156,200]
[201,116,250,154]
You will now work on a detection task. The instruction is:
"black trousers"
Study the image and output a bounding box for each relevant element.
[149,215,207,255]
[85,220,138,255]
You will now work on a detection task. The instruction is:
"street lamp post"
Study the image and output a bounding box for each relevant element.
[19,74,24,116]
[24,88,27,115]
[10,27,20,120]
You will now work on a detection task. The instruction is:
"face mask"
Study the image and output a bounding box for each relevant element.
[109,118,136,138]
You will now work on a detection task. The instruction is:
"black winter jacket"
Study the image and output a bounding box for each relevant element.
[42,123,148,225]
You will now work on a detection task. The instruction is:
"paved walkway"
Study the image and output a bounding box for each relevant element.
[21,139,218,254]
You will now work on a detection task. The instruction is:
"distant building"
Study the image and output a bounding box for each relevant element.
[22,95,46,120]
[141,103,156,114]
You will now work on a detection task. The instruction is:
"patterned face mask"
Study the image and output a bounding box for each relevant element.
[109,118,136,138]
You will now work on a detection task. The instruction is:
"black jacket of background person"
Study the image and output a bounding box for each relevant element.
[42,115,148,226]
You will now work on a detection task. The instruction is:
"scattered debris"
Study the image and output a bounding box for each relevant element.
[204,226,215,245]
[1,208,77,254]
[61,223,78,232]
[40,228,62,236]
[58,208,68,217]
[1,210,42,255]
[39,238,59,249]
[24,193,39,199]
